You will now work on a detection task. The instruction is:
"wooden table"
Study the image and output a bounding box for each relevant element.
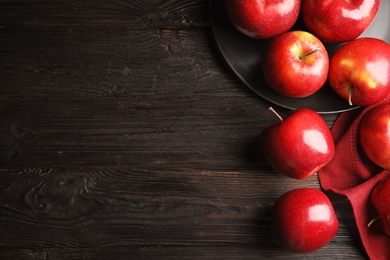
[0,1,368,259]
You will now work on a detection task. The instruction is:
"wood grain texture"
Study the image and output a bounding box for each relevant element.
[0,0,218,98]
[0,0,368,259]
[0,168,364,256]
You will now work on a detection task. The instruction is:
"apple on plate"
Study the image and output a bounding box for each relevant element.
[328,38,390,107]
[225,0,301,39]
[262,30,329,98]
[302,0,379,43]
[370,177,390,236]
[360,102,390,169]
[273,188,339,252]
[261,107,335,180]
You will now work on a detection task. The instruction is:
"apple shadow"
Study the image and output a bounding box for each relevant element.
[239,134,268,170]
[250,203,282,250]
[323,191,369,258]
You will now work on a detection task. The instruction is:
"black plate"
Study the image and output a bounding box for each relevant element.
[210,0,390,114]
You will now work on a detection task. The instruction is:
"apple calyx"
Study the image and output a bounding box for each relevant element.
[269,107,283,122]
[298,48,320,61]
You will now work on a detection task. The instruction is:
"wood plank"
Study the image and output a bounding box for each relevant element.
[0,96,337,167]
[0,0,209,29]
[0,245,367,260]
[1,28,234,98]
[0,168,362,254]
[0,0,227,99]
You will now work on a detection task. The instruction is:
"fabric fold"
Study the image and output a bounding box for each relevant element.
[318,97,390,260]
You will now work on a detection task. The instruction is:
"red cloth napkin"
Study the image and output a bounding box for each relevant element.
[318,97,390,260]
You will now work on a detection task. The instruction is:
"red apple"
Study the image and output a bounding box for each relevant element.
[328,38,390,107]
[370,177,390,236]
[273,188,339,252]
[225,0,301,39]
[262,31,329,98]
[360,102,390,169]
[261,107,335,179]
[302,0,379,43]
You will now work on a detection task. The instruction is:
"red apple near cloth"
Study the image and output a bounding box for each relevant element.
[273,188,339,252]
[328,38,390,106]
[370,177,390,236]
[302,0,379,43]
[261,107,335,179]
[262,31,329,98]
[225,0,301,39]
[360,102,390,169]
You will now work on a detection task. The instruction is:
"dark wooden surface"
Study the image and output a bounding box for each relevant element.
[0,1,368,259]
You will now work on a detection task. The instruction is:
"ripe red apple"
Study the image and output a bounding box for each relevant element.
[261,107,335,179]
[273,188,339,252]
[328,38,390,107]
[262,31,329,98]
[225,0,301,39]
[370,177,390,236]
[360,102,390,169]
[302,0,379,43]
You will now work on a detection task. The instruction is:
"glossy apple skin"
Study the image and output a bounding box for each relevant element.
[302,0,379,43]
[261,108,335,179]
[328,38,390,107]
[371,177,390,236]
[274,188,339,252]
[262,31,329,97]
[225,0,301,39]
[360,103,390,169]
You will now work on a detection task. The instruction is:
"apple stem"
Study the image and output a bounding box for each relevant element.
[269,107,283,122]
[367,216,380,227]
[299,48,320,60]
[348,91,353,106]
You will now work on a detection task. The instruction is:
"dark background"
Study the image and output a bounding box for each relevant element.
[0,1,367,259]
